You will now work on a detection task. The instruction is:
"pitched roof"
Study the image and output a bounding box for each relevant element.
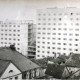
[0,47,39,72]
[66,54,80,67]
[45,64,65,79]
[0,59,10,76]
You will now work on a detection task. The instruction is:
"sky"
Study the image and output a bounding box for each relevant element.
[0,0,80,23]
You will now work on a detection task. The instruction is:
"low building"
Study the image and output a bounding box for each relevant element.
[62,54,80,79]
[0,59,22,79]
[45,63,65,79]
[0,45,44,79]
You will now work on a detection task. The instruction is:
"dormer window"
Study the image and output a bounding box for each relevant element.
[9,70,13,73]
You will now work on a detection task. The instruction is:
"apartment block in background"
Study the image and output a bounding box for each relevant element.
[0,20,36,57]
[36,7,80,59]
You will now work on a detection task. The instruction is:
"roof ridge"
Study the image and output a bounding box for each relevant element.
[0,59,11,62]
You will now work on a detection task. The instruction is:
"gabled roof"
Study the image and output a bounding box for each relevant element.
[0,47,39,72]
[0,59,10,76]
[45,63,65,79]
[66,54,80,67]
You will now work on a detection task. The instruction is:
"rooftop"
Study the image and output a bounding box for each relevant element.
[0,47,39,72]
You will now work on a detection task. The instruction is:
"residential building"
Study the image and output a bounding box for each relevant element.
[0,46,45,79]
[62,53,80,79]
[36,7,80,59]
[0,59,22,79]
[0,20,36,57]
[45,53,80,79]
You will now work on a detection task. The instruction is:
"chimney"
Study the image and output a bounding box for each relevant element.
[10,43,16,50]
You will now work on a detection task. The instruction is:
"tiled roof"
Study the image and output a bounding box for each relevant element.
[0,59,10,76]
[45,64,65,79]
[66,54,80,67]
[0,47,39,72]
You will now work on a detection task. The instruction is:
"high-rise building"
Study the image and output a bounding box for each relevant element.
[0,20,36,57]
[36,7,80,59]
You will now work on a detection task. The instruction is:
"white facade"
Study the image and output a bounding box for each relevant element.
[1,63,22,79]
[36,7,80,59]
[0,20,33,56]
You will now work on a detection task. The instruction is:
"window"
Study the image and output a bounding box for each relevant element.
[63,48,66,50]
[18,39,20,41]
[58,38,61,40]
[47,51,50,54]
[57,47,61,50]
[9,78,12,80]
[37,50,40,53]
[15,76,18,80]
[75,34,79,36]
[42,37,45,39]
[47,37,50,39]
[48,23,51,25]
[9,70,13,73]
[47,42,50,44]
[1,25,3,27]
[42,51,44,53]
[47,47,50,49]
[64,28,67,30]
[17,34,20,36]
[63,33,67,35]
[75,28,79,31]
[58,43,61,45]
[75,49,78,51]
[47,33,50,35]
[63,38,67,40]
[13,34,16,36]
[9,34,11,36]
[17,48,20,50]
[17,30,20,32]
[43,28,46,30]
[69,43,72,46]
[52,42,55,44]
[53,23,56,25]
[52,47,55,49]
[71,13,73,15]
[58,28,61,30]
[42,42,45,44]
[37,55,40,57]
[38,23,41,25]
[53,33,56,35]
[69,33,73,36]
[69,48,72,51]
[13,25,16,27]
[52,38,56,40]
[75,44,78,46]
[58,33,61,35]
[59,18,62,21]
[63,43,66,45]
[76,23,79,26]
[42,55,45,57]
[75,39,78,41]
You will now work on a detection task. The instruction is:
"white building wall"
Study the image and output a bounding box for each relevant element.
[1,63,21,79]
[36,8,80,59]
[0,20,33,56]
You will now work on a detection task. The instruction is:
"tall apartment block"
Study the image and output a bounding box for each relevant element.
[0,20,36,57]
[36,7,80,59]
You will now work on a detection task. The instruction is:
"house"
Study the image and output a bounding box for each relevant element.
[45,63,65,79]
[0,46,45,79]
[62,54,80,79]
[0,59,22,79]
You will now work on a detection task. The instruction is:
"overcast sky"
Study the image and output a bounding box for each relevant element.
[0,0,80,23]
